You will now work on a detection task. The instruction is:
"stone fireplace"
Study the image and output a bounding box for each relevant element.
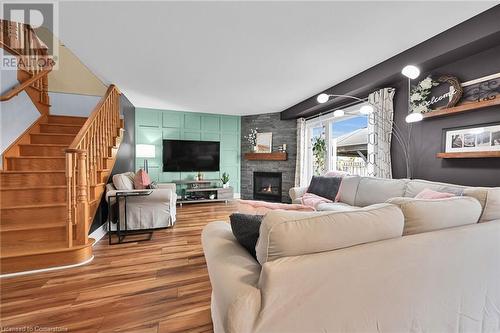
[253,172,282,202]
[241,112,297,203]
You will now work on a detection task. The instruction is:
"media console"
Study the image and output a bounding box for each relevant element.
[172,179,233,206]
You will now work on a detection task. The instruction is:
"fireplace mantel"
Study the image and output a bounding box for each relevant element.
[244,152,287,161]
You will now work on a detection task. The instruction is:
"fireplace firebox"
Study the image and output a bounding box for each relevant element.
[253,172,282,202]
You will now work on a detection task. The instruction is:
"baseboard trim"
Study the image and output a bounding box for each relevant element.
[89,223,108,245]
[0,255,94,279]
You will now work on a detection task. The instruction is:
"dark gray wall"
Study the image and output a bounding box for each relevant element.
[241,112,297,202]
[90,94,135,233]
[392,45,500,186]
[111,94,136,174]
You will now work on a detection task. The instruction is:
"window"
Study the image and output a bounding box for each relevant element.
[330,115,368,176]
[305,103,369,182]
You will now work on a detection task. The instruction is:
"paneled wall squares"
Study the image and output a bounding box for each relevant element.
[136,108,241,194]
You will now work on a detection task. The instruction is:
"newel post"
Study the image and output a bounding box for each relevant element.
[75,150,89,245]
[65,151,74,247]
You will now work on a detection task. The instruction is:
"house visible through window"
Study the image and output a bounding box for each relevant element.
[330,115,368,176]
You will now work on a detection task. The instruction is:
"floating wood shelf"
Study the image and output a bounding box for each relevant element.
[437,151,500,159]
[244,152,287,161]
[423,98,500,119]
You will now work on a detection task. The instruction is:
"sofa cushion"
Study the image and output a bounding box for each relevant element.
[354,177,407,207]
[112,172,135,190]
[405,179,465,198]
[464,188,500,222]
[255,203,404,264]
[307,176,342,201]
[336,175,360,206]
[230,213,264,259]
[315,202,360,212]
[386,196,482,235]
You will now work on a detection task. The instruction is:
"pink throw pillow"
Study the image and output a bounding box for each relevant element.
[415,188,455,199]
[301,192,333,208]
[134,169,151,189]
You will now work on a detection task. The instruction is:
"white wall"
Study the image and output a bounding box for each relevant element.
[49,92,101,117]
[1,70,40,168]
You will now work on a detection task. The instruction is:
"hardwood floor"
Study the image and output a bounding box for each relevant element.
[0,202,236,333]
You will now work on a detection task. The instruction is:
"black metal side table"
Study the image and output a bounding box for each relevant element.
[107,190,154,245]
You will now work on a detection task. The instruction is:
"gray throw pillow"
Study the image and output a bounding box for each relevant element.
[230,213,264,260]
[307,176,342,201]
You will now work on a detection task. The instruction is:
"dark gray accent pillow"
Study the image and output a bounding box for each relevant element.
[230,213,264,260]
[307,176,342,201]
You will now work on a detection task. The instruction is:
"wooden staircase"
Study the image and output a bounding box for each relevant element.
[1,20,124,275]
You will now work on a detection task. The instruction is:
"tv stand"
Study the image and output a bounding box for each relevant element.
[172,179,233,206]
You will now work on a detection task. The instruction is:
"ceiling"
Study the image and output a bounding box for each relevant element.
[58,1,497,115]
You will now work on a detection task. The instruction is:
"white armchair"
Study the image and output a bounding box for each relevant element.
[105,182,177,230]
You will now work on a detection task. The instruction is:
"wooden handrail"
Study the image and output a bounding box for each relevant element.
[68,85,119,149]
[0,69,51,101]
[0,20,53,114]
[65,85,121,246]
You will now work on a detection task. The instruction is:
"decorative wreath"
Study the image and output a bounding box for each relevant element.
[410,75,463,114]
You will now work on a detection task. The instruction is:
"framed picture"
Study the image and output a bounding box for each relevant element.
[444,122,500,153]
[256,132,272,153]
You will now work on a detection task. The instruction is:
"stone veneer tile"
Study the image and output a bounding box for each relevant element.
[241,112,297,203]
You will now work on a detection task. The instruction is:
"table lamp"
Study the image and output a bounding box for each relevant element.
[136,144,155,173]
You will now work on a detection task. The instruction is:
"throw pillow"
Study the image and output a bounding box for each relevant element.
[307,176,342,201]
[415,188,455,199]
[230,213,264,260]
[112,172,135,190]
[386,196,482,235]
[134,169,151,189]
[323,171,348,202]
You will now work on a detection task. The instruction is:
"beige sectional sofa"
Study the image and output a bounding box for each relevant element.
[202,176,500,333]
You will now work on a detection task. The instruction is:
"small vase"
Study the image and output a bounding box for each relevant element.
[252,146,257,152]
[223,183,229,189]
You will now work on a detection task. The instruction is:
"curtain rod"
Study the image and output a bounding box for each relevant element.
[304,98,367,121]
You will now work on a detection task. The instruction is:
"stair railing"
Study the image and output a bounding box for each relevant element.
[65,85,121,246]
[0,20,53,112]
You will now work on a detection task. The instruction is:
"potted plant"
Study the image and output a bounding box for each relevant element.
[244,128,258,152]
[312,135,326,175]
[221,172,230,188]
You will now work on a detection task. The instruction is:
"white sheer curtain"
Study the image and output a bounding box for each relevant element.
[295,118,307,187]
[367,88,396,179]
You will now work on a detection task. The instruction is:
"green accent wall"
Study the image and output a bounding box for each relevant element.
[135,108,241,193]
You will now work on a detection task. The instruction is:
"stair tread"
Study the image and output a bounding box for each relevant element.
[1,185,66,191]
[48,115,87,120]
[0,170,65,174]
[1,239,94,259]
[1,203,66,210]
[19,143,68,147]
[41,123,83,127]
[1,221,65,232]
[6,156,65,159]
[31,133,76,136]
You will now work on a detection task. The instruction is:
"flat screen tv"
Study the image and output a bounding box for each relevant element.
[163,140,220,172]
